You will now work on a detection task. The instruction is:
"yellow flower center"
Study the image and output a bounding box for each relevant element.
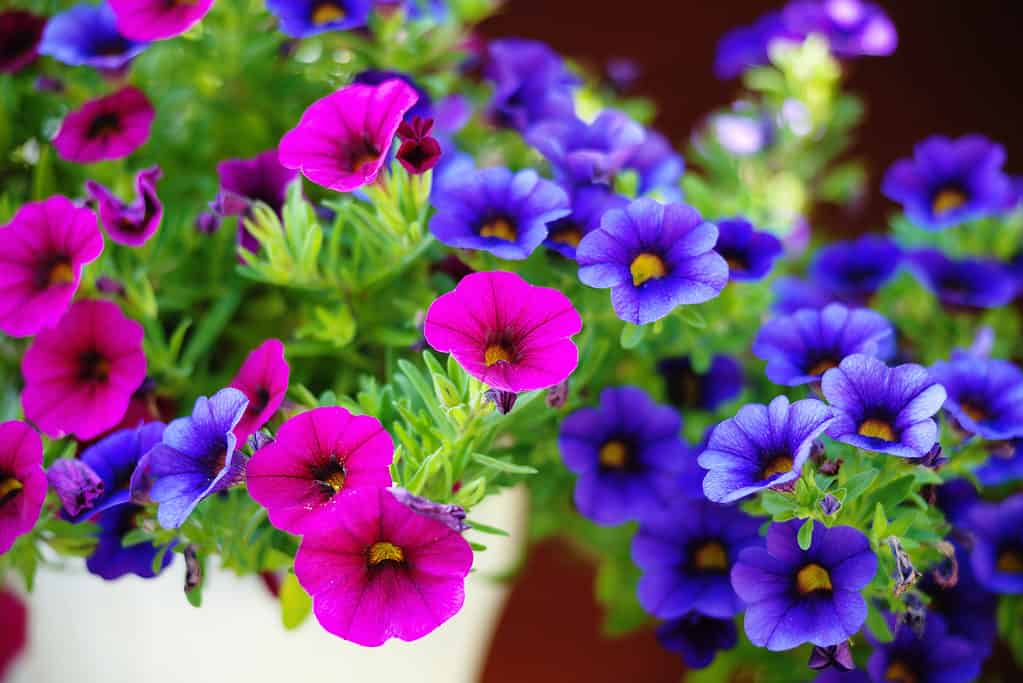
[858,418,895,442]
[997,549,1023,574]
[47,261,75,287]
[0,476,24,505]
[960,401,987,423]
[692,541,728,571]
[932,188,967,215]
[323,467,346,492]
[807,359,838,377]
[367,541,405,566]
[796,563,833,594]
[761,455,793,480]
[884,661,917,683]
[311,2,345,24]
[598,440,628,468]
[484,343,513,367]
[550,227,582,247]
[479,217,517,242]
[629,252,667,286]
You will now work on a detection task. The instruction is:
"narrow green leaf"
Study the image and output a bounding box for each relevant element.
[464,519,509,536]
[470,452,538,475]
[872,502,888,536]
[280,572,313,630]
[121,529,153,548]
[619,324,646,349]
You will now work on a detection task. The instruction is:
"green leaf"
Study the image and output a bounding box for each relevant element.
[470,452,538,475]
[843,469,879,501]
[871,474,916,510]
[619,324,646,349]
[464,519,509,536]
[678,306,707,329]
[761,490,799,515]
[797,518,814,550]
[185,585,203,608]
[865,602,894,643]
[280,572,313,630]
[121,529,153,548]
[872,502,888,537]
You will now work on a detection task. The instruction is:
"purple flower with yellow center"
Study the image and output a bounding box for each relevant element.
[810,235,901,303]
[656,355,743,412]
[86,504,174,580]
[527,111,645,187]
[39,3,148,71]
[656,613,737,670]
[698,395,833,503]
[623,128,684,199]
[144,388,249,529]
[731,520,877,651]
[86,165,163,247]
[753,302,894,386]
[558,386,689,525]
[633,498,761,619]
[867,613,981,683]
[907,248,1017,310]
[966,494,1023,594]
[784,0,897,58]
[822,354,946,458]
[713,217,782,282]
[976,439,1023,486]
[882,134,1013,230]
[929,354,1023,440]
[429,167,569,260]
[577,198,728,325]
[485,38,578,130]
[266,0,370,38]
[0,10,47,74]
[544,185,628,259]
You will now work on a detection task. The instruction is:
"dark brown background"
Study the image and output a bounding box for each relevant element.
[477,1,1023,681]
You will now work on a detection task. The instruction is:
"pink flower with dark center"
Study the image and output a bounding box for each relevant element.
[53,86,155,163]
[294,487,473,646]
[0,196,103,337]
[21,300,147,440]
[247,406,393,534]
[228,339,289,442]
[85,165,163,246]
[0,421,46,554]
[278,79,419,192]
[108,0,215,41]
[424,270,583,392]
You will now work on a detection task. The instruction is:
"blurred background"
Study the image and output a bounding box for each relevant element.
[477,1,1023,681]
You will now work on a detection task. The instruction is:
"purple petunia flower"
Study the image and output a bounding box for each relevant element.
[484,38,578,131]
[698,395,833,503]
[929,354,1023,440]
[247,407,393,534]
[714,11,794,79]
[713,217,783,282]
[228,339,290,443]
[429,167,569,259]
[354,69,432,120]
[278,79,418,192]
[656,613,737,670]
[919,542,998,656]
[85,165,163,246]
[821,354,946,458]
[622,128,684,199]
[0,195,104,337]
[976,439,1023,486]
[47,459,105,517]
[22,300,147,441]
[558,386,690,525]
[633,498,761,619]
[0,9,47,74]
[0,421,46,554]
[577,198,728,325]
[145,388,250,529]
[108,0,214,41]
[810,235,901,304]
[907,248,1017,310]
[53,86,155,163]
[215,149,298,218]
[731,520,877,651]
[39,3,148,71]
[294,486,473,646]
[544,185,628,260]
[712,111,774,156]
[527,111,645,187]
[424,271,582,393]
[86,504,174,580]
[784,0,897,58]
[265,0,371,38]
[771,275,837,314]
[753,302,894,386]
[882,134,1013,230]
[966,494,1023,594]
[867,613,981,683]
[656,355,744,412]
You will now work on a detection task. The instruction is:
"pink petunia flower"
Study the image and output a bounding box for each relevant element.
[0,196,103,337]
[278,79,419,192]
[228,338,289,442]
[424,270,583,393]
[247,406,393,534]
[85,165,163,246]
[108,0,215,41]
[53,86,155,164]
[21,300,147,441]
[0,421,47,554]
[294,487,473,646]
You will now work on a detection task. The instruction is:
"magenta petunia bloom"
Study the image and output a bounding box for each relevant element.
[247,407,393,534]
[0,9,47,74]
[294,487,473,646]
[108,0,215,41]
[228,339,290,442]
[424,271,582,393]
[0,196,103,337]
[278,79,419,192]
[0,421,47,555]
[21,300,147,441]
[53,86,155,164]
[85,166,163,246]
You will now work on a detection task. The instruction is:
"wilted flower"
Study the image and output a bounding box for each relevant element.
[86,166,163,246]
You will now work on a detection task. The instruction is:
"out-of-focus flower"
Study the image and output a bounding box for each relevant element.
[0,9,47,74]
[485,38,578,130]
[929,355,1023,440]
[527,111,645,187]
[966,494,1023,594]
[713,217,783,281]
[0,421,46,554]
[544,185,628,260]
[39,3,148,70]
[656,613,737,670]
[109,0,215,41]
[907,249,1017,310]
[656,355,743,412]
[53,86,155,163]
[784,0,897,57]
[266,0,371,39]
[810,235,901,304]
[354,69,432,120]
[867,613,981,683]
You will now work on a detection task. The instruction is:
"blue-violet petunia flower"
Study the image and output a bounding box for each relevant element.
[265,0,371,38]
[713,217,783,282]
[810,235,901,304]
[484,38,578,130]
[929,354,1023,440]
[656,355,743,412]
[965,494,1023,594]
[527,111,645,187]
[544,184,628,260]
[86,504,174,580]
[39,3,148,71]
[867,613,981,683]
[907,248,1017,310]
[656,613,737,670]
